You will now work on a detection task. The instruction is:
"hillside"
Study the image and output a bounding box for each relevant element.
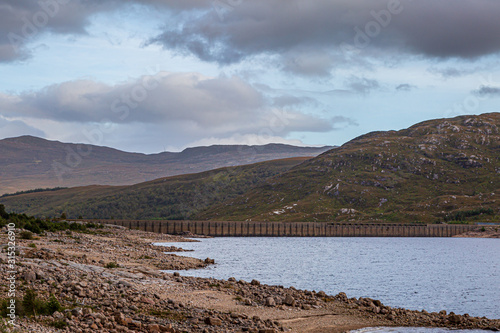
[196,113,500,223]
[0,136,333,195]
[0,157,309,219]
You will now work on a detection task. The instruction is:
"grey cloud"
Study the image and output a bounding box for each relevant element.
[473,86,500,97]
[331,115,358,128]
[0,72,334,137]
[0,0,213,63]
[0,0,117,62]
[281,50,337,77]
[149,0,500,73]
[428,66,480,78]
[395,83,415,92]
[5,0,500,68]
[272,95,315,108]
[345,76,379,95]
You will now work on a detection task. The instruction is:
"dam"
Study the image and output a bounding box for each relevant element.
[92,220,478,237]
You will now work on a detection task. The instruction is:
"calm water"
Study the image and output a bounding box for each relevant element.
[156,237,500,321]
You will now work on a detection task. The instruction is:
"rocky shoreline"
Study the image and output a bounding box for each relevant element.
[1,225,499,333]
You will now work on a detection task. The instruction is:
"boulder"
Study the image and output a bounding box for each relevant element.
[265,297,276,307]
[205,317,222,326]
[284,295,295,306]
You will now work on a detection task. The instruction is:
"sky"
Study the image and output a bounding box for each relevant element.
[0,0,499,153]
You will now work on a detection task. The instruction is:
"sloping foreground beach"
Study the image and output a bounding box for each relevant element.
[1,225,499,333]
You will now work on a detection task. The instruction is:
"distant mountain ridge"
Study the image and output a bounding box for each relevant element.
[196,113,500,223]
[0,136,333,195]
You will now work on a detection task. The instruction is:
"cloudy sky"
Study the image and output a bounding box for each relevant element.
[1,0,499,153]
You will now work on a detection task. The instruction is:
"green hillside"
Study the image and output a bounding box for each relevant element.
[0,157,309,220]
[196,113,500,223]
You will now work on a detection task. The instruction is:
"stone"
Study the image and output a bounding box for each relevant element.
[317,291,326,298]
[173,272,180,277]
[159,323,174,332]
[204,258,215,264]
[251,279,260,286]
[53,311,64,320]
[265,297,276,307]
[205,317,222,326]
[128,320,142,329]
[148,324,161,333]
[140,296,155,305]
[284,295,295,306]
[301,304,311,310]
[259,329,276,333]
[23,270,36,282]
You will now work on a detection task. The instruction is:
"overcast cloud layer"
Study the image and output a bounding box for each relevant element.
[0,0,499,152]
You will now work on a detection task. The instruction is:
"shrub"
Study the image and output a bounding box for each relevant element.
[21,290,63,317]
[20,231,33,240]
[49,320,68,329]
[28,243,36,248]
[105,262,119,269]
[45,294,62,314]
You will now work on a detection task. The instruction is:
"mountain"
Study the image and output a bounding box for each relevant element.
[0,157,309,219]
[0,135,333,195]
[196,113,500,223]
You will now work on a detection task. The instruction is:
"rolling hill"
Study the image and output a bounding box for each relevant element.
[0,136,333,195]
[196,113,500,223]
[0,157,309,220]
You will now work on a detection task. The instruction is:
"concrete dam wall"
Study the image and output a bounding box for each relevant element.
[94,220,477,237]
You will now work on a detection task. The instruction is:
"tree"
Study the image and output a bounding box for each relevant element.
[0,204,9,219]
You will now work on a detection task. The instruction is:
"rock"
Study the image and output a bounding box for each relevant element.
[52,311,64,320]
[265,297,276,307]
[251,279,261,286]
[259,329,276,333]
[302,304,311,310]
[173,272,180,277]
[159,323,174,332]
[317,291,326,298]
[449,314,462,324]
[204,258,215,264]
[114,312,130,326]
[140,296,155,305]
[205,317,222,326]
[71,308,83,317]
[23,270,36,282]
[129,320,142,329]
[284,295,295,306]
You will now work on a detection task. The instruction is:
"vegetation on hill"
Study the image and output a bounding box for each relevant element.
[196,113,500,223]
[0,204,102,235]
[0,158,309,220]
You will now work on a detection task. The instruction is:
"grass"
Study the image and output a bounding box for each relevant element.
[105,262,119,269]
[147,309,186,322]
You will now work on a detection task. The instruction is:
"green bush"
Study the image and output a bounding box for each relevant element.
[45,294,62,314]
[20,231,33,240]
[105,262,119,269]
[49,320,68,329]
[21,290,63,317]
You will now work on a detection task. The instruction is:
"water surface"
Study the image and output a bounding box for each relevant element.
[157,237,499,319]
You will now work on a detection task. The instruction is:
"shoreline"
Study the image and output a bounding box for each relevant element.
[1,226,499,332]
